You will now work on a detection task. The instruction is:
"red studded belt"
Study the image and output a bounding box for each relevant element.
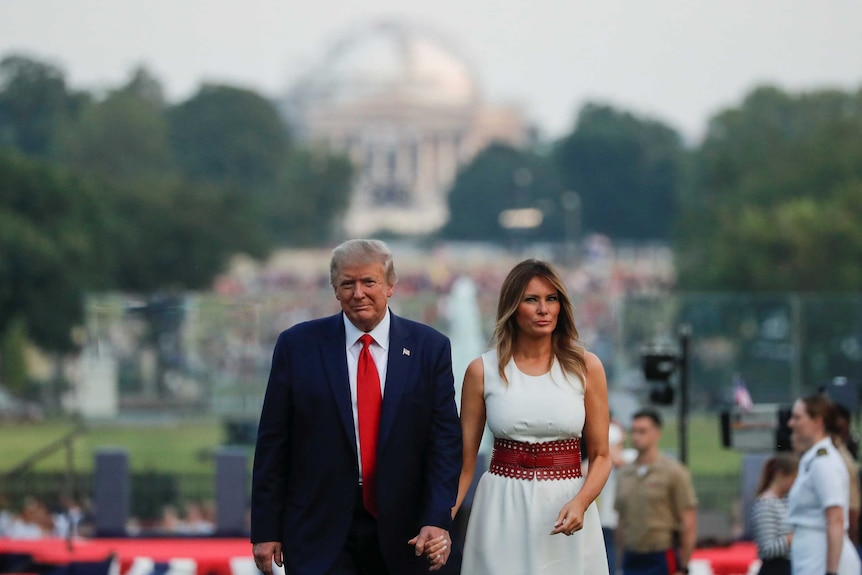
[489,437,582,480]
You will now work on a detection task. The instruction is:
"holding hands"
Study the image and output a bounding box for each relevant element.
[409,525,451,571]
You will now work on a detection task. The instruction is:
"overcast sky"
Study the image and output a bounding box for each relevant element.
[2,0,861,142]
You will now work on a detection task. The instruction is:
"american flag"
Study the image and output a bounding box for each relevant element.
[733,373,754,411]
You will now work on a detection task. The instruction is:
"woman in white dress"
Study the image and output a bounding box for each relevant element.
[786,394,862,575]
[455,259,611,575]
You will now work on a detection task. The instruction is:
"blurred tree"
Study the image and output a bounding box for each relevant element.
[441,143,568,242]
[0,317,29,395]
[678,86,862,291]
[168,84,289,192]
[553,103,685,240]
[49,69,269,290]
[55,66,173,180]
[263,147,353,246]
[1,59,358,360]
[0,151,112,351]
[0,54,88,157]
[122,66,165,106]
[103,177,267,291]
[169,83,354,246]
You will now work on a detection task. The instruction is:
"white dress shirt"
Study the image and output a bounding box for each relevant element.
[343,309,390,482]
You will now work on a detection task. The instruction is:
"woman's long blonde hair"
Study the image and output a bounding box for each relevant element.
[493,259,586,383]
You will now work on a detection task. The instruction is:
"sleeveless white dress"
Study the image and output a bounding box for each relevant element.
[461,350,609,575]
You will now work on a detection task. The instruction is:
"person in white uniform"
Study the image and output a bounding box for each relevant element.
[786,394,862,575]
[454,259,611,575]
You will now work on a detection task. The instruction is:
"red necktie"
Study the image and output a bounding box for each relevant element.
[357,333,382,516]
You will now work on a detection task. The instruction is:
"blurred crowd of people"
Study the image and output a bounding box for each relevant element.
[207,237,673,374]
[0,494,90,539]
[126,501,217,536]
[78,237,672,414]
[0,493,226,539]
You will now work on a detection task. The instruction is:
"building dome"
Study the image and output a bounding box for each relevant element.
[281,19,524,238]
[289,19,481,112]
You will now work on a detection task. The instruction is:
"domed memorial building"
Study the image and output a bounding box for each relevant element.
[282,19,527,236]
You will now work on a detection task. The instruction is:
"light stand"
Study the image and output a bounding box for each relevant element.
[641,324,692,464]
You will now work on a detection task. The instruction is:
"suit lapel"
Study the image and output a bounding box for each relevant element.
[319,314,358,458]
[379,314,412,448]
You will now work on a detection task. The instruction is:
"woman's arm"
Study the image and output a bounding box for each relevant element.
[751,497,790,559]
[576,352,611,506]
[551,352,611,534]
[452,357,486,518]
[825,505,845,573]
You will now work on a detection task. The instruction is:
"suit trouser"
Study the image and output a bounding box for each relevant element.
[622,549,679,575]
[603,527,618,575]
[327,487,390,575]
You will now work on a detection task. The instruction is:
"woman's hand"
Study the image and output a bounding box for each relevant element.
[408,528,451,572]
[550,498,587,536]
[422,534,451,571]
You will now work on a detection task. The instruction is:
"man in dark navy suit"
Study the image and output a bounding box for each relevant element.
[251,239,462,575]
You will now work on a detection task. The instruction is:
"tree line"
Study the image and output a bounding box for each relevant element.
[0,54,352,364]
[443,87,862,295]
[3,52,862,374]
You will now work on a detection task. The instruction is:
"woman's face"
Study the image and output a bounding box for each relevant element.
[514,276,560,339]
[788,399,823,452]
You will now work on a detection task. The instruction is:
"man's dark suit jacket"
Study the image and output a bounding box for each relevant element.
[251,311,462,575]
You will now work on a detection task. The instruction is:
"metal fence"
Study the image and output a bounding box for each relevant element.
[619,293,862,410]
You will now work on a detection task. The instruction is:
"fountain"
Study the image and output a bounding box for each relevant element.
[444,276,494,458]
[446,276,485,408]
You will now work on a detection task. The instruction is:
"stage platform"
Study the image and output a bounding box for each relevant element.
[1,537,758,575]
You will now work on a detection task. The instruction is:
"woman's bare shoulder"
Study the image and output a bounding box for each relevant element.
[584,350,605,371]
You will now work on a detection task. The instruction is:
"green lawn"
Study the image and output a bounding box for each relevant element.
[0,417,236,475]
[0,413,742,476]
[1,414,745,519]
[660,413,743,475]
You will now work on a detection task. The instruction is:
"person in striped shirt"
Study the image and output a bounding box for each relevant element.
[751,454,798,575]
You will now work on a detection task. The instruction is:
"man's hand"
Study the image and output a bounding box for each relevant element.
[408,526,451,571]
[252,541,283,575]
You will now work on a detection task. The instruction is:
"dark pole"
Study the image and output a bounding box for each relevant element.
[678,324,691,464]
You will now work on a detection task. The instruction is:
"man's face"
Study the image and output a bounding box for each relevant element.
[334,261,394,332]
[629,416,661,453]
